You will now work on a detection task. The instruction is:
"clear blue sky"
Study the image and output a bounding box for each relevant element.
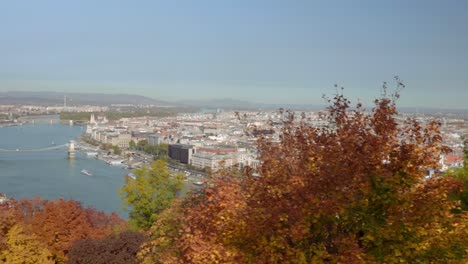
[1,0,467,108]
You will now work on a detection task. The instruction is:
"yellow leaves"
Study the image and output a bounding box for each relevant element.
[0,225,53,264]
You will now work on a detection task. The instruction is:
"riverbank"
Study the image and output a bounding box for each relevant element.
[0,121,25,128]
[75,134,208,187]
[0,121,128,217]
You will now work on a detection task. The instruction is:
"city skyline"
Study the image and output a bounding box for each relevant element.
[1,1,468,109]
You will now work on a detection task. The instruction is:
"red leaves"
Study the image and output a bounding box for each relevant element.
[68,231,147,264]
[149,91,468,263]
[7,198,126,262]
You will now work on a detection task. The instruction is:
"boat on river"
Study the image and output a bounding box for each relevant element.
[81,169,93,176]
[107,159,124,166]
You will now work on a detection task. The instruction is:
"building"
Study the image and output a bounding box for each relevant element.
[237,152,261,169]
[147,134,163,146]
[168,144,196,164]
[90,113,97,125]
[108,133,132,148]
[191,152,237,171]
[197,146,238,154]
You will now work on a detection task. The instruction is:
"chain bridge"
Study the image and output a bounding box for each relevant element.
[0,141,97,154]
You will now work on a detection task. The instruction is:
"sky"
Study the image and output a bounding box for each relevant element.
[1,0,467,109]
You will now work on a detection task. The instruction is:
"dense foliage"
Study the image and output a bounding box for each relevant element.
[105,110,177,121]
[119,160,184,230]
[0,198,126,263]
[140,91,468,263]
[2,90,467,263]
[68,231,147,264]
[450,138,468,212]
[0,224,53,264]
[132,140,169,161]
[59,110,178,122]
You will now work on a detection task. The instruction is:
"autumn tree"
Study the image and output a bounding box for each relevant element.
[0,209,18,256]
[138,199,184,264]
[0,224,53,264]
[12,198,125,263]
[168,85,468,263]
[119,160,184,229]
[449,137,468,211]
[67,230,147,264]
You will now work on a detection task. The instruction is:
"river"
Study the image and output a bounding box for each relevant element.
[0,117,128,218]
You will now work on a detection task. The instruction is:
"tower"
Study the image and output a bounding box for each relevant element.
[68,140,75,159]
[90,113,96,124]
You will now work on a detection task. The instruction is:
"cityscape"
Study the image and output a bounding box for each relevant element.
[1,1,468,263]
[1,99,466,175]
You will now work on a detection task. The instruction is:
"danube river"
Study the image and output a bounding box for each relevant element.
[0,117,128,217]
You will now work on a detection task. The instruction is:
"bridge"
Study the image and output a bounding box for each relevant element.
[0,141,98,153]
[0,144,68,152]
[19,118,59,124]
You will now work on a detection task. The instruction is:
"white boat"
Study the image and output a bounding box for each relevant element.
[86,152,98,158]
[107,159,124,166]
[81,169,93,176]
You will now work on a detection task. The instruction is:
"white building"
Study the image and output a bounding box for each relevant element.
[191,152,238,171]
[108,133,132,148]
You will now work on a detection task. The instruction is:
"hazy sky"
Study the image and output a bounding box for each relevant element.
[1,1,467,108]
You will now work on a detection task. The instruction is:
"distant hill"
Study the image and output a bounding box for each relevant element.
[2,92,465,114]
[0,91,171,106]
[178,98,259,109]
[178,98,324,111]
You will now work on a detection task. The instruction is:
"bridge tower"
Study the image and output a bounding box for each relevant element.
[68,140,76,159]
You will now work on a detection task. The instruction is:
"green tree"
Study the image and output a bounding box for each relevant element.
[137,140,148,151]
[138,200,183,264]
[59,112,92,122]
[112,145,122,155]
[119,160,184,230]
[129,140,136,149]
[144,144,169,161]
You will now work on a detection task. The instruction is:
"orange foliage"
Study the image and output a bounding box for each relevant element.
[166,89,468,263]
[6,198,126,262]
